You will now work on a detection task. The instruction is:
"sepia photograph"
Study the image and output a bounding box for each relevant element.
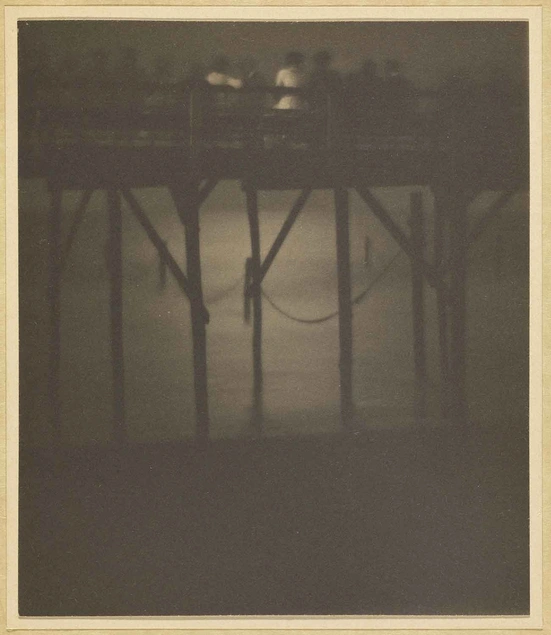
[7,6,542,627]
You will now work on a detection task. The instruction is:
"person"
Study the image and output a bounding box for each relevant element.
[381,59,415,127]
[308,50,342,97]
[347,58,384,129]
[239,56,267,115]
[273,51,306,110]
[205,55,243,89]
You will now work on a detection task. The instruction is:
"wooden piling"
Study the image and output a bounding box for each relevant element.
[410,191,427,419]
[107,188,125,445]
[179,181,210,444]
[433,189,450,415]
[245,186,263,428]
[448,190,469,424]
[334,187,354,429]
[48,183,63,443]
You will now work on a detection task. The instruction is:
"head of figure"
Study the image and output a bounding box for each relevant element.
[212,55,230,74]
[385,59,401,78]
[284,51,304,69]
[313,50,332,70]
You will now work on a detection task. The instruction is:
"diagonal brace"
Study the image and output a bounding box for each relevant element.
[467,190,516,248]
[170,179,219,226]
[122,188,210,324]
[245,188,311,296]
[356,186,444,292]
[60,189,94,273]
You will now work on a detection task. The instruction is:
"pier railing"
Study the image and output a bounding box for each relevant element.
[19,82,528,181]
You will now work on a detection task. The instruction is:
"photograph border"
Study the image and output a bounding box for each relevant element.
[2,3,546,632]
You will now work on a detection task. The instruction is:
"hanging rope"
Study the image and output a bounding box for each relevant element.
[260,249,403,325]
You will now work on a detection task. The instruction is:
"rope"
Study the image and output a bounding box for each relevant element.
[260,250,403,324]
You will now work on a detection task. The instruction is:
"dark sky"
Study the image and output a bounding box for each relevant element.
[19,20,528,88]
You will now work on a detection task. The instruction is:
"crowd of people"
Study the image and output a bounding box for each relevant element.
[19,46,416,123]
[18,44,527,141]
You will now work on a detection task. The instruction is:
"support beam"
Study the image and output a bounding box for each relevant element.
[47,183,63,443]
[356,186,442,292]
[432,189,451,416]
[334,186,354,429]
[245,188,311,295]
[107,188,125,445]
[174,182,210,444]
[60,189,93,273]
[122,189,209,323]
[467,190,515,249]
[198,178,219,208]
[245,186,263,429]
[448,189,470,425]
[410,191,427,419]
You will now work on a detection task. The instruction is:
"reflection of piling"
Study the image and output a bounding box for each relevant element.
[47,183,62,444]
[433,191,450,416]
[159,240,168,289]
[448,189,469,425]
[107,187,125,446]
[363,235,371,268]
[409,191,427,419]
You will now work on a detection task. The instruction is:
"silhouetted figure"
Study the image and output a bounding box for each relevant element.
[240,56,265,89]
[239,56,267,116]
[118,46,143,85]
[381,59,415,133]
[185,62,207,90]
[206,55,243,88]
[308,50,342,97]
[152,55,174,85]
[274,51,306,110]
[82,47,114,111]
[346,58,384,131]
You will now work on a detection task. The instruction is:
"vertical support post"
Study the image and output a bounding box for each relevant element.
[433,186,450,416]
[245,185,263,429]
[47,182,63,444]
[410,191,427,419]
[334,186,354,429]
[448,189,469,425]
[177,181,210,444]
[107,188,125,445]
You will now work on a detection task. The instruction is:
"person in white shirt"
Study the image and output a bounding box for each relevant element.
[274,52,306,110]
[206,55,243,89]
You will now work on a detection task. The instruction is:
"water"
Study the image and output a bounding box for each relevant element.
[18,180,529,447]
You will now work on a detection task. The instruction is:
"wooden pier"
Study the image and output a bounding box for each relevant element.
[20,83,529,444]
